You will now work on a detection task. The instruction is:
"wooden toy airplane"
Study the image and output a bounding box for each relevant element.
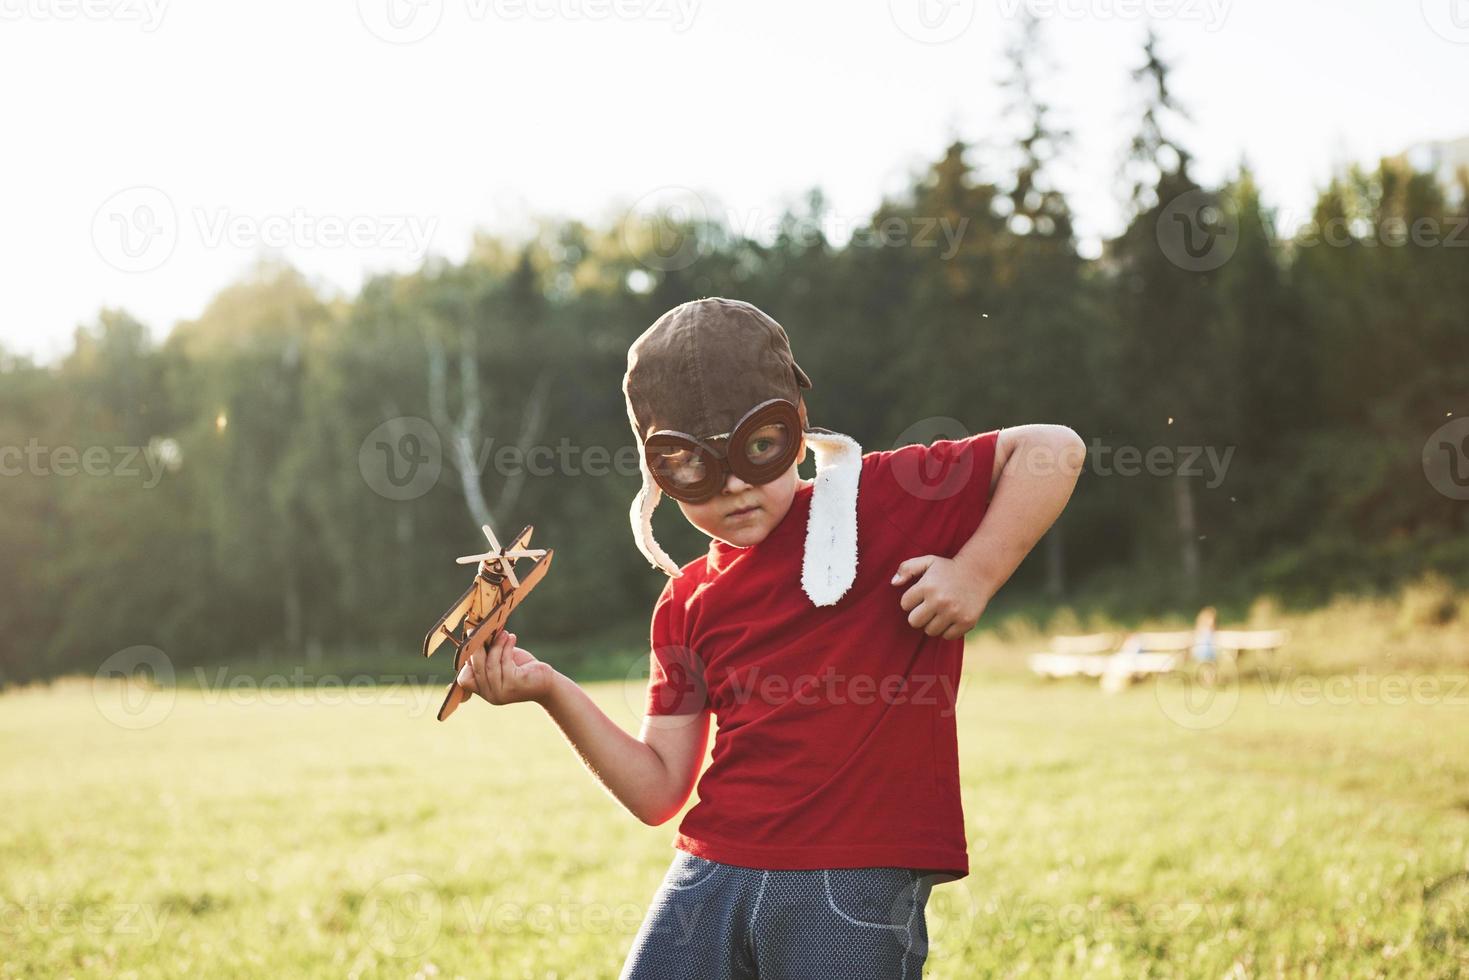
[422,522,554,721]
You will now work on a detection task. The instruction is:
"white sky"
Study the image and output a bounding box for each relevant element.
[2,0,1466,361]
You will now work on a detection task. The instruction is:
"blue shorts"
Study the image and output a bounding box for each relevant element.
[619,852,935,979]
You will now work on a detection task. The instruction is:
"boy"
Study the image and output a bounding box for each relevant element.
[457,298,1084,978]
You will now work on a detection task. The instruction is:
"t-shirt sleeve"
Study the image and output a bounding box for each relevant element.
[644,578,709,716]
[866,429,1001,557]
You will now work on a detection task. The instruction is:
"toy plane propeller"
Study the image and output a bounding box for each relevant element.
[421,522,554,721]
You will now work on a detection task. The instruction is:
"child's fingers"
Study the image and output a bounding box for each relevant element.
[503,631,521,688]
[504,632,519,689]
[891,554,936,587]
[907,600,935,631]
[478,633,501,701]
[492,629,514,698]
[899,582,927,612]
[454,630,525,705]
[456,650,477,698]
[472,644,493,698]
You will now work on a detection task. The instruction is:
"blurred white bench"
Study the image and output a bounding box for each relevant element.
[1028,624,1289,691]
[1212,629,1290,654]
[1027,633,1119,679]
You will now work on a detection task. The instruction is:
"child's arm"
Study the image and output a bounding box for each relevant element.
[457,630,710,825]
[892,424,1085,640]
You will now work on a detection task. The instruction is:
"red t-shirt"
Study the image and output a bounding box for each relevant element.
[645,430,1000,880]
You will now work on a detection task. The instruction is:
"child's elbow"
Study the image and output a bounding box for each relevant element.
[628,787,685,826]
[1053,426,1086,476]
[1023,424,1084,477]
[633,802,679,827]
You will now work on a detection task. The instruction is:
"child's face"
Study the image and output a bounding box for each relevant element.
[673,436,807,549]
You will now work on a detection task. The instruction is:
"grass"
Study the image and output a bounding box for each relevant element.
[4,588,1469,978]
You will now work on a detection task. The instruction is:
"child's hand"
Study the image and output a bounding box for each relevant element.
[892,555,991,641]
[456,628,556,705]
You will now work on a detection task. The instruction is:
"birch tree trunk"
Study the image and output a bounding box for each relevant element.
[425,330,552,532]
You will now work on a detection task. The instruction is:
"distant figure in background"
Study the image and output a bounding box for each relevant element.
[1191,606,1219,685]
[1190,606,1218,662]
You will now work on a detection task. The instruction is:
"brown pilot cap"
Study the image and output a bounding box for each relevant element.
[623,297,813,442]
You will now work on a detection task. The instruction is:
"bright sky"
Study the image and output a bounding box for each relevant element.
[2,0,1466,360]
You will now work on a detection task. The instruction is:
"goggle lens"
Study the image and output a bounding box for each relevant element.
[743,422,791,468]
[651,446,709,490]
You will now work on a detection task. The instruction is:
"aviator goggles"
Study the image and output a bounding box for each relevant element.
[643,398,804,503]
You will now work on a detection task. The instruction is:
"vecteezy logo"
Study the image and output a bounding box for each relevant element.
[888,417,975,502]
[91,186,178,273]
[1423,870,1469,959]
[93,645,176,730]
[360,873,443,958]
[359,417,442,501]
[1155,189,1238,272]
[888,0,974,43]
[1422,0,1469,43]
[1153,657,1240,731]
[1424,418,1469,500]
[622,645,707,728]
[356,0,444,43]
[620,186,710,273]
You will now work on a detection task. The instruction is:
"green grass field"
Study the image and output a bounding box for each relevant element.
[4,623,1469,978]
